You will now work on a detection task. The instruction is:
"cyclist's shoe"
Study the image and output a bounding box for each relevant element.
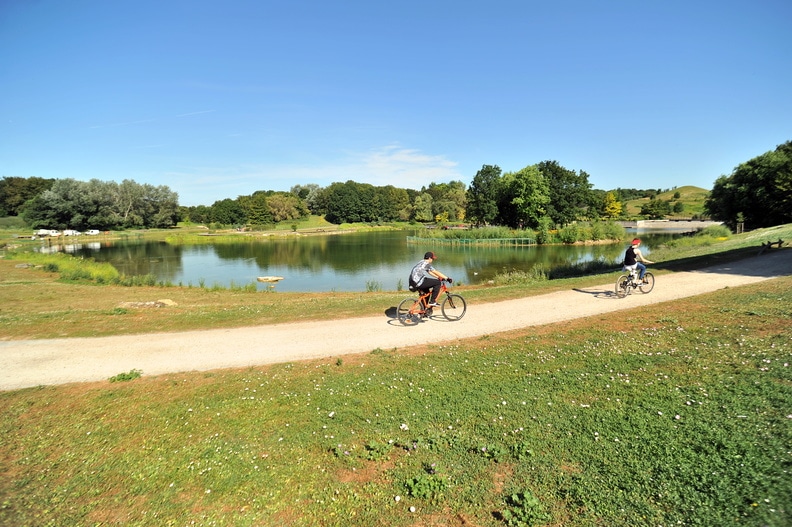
[428,302,440,307]
[642,278,649,284]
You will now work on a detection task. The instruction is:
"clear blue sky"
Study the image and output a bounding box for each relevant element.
[2,0,790,207]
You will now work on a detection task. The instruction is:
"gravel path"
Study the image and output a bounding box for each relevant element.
[2,249,790,391]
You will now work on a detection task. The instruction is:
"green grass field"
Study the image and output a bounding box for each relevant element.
[1,225,790,526]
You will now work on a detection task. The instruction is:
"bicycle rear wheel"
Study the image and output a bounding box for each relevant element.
[638,272,655,293]
[615,275,630,298]
[397,298,421,325]
[441,294,467,321]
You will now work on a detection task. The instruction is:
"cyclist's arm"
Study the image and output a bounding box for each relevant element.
[429,269,449,280]
[636,250,654,265]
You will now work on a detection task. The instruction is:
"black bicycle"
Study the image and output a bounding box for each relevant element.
[615,268,655,298]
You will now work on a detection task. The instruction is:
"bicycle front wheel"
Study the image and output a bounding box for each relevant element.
[639,272,655,293]
[615,275,630,298]
[397,298,421,325]
[441,294,467,321]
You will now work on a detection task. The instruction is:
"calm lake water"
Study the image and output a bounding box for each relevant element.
[41,230,679,292]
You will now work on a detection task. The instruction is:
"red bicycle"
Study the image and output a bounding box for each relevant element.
[397,280,467,325]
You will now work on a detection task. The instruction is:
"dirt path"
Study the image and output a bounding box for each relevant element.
[2,249,790,391]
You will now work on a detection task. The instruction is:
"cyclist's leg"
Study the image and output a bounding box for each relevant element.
[422,277,442,304]
[636,262,646,279]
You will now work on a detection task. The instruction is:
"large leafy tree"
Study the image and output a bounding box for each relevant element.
[537,160,594,225]
[498,165,550,229]
[412,192,434,222]
[210,198,246,225]
[640,197,671,219]
[239,193,273,226]
[705,140,792,229]
[266,192,308,222]
[322,181,372,224]
[373,185,411,222]
[423,181,467,221]
[0,176,55,216]
[466,165,501,226]
[290,183,322,213]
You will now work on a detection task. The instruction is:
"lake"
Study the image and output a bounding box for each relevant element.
[39,230,679,292]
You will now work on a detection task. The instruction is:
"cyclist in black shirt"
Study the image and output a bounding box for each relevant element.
[624,238,654,283]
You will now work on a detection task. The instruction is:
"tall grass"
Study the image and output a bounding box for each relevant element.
[7,251,120,283]
[420,222,626,245]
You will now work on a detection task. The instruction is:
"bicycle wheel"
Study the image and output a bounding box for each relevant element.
[441,294,467,321]
[615,275,630,298]
[638,272,655,293]
[397,298,421,325]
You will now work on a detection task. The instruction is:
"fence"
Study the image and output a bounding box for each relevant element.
[406,236,536,247]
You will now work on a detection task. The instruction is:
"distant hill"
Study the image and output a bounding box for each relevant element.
[622,185,710,219]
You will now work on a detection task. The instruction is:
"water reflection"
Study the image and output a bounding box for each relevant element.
[40,230,681,292]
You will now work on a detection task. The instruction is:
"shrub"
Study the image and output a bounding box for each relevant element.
[697,224,731,238]
[108,369,142,382]
[500,491,550,526]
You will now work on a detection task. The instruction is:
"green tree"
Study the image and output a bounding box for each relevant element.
[537,161,594,225]
[141,183,180,228]
[114,180,145,227]
[210,198,246,225]
[322,181,373,224]
[705,140,792,229]
[466,165,502,226]
[0,176,55,216]
[640,198,671,219]
[413,192,434,222]
[267,192,307,222]
[498,165,550,229]
[239,193,273,226]
[374,185,411,222]
[422,181,466,221]
[290,184,321,213]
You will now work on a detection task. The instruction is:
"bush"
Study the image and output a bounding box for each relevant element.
[558,223,580,244]
[697,224,731,238]
[109,369,142,382]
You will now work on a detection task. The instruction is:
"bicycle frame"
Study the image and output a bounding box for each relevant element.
[397,281,466,324]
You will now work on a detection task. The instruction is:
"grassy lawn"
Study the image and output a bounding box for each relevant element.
[0,224,790,526]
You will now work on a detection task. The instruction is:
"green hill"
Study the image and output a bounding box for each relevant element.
[623,185,710,219]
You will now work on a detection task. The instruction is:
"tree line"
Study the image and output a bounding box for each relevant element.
[2,141,789,231]
[8,178,179,231]
[0,165,672,231]
[705,140,792,230]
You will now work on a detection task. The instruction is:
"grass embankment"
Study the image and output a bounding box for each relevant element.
[1,275,790,526]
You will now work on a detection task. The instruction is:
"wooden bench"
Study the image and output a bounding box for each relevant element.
[757,239,784,255]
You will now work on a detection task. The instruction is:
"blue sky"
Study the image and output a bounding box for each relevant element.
[2,0,790,207]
